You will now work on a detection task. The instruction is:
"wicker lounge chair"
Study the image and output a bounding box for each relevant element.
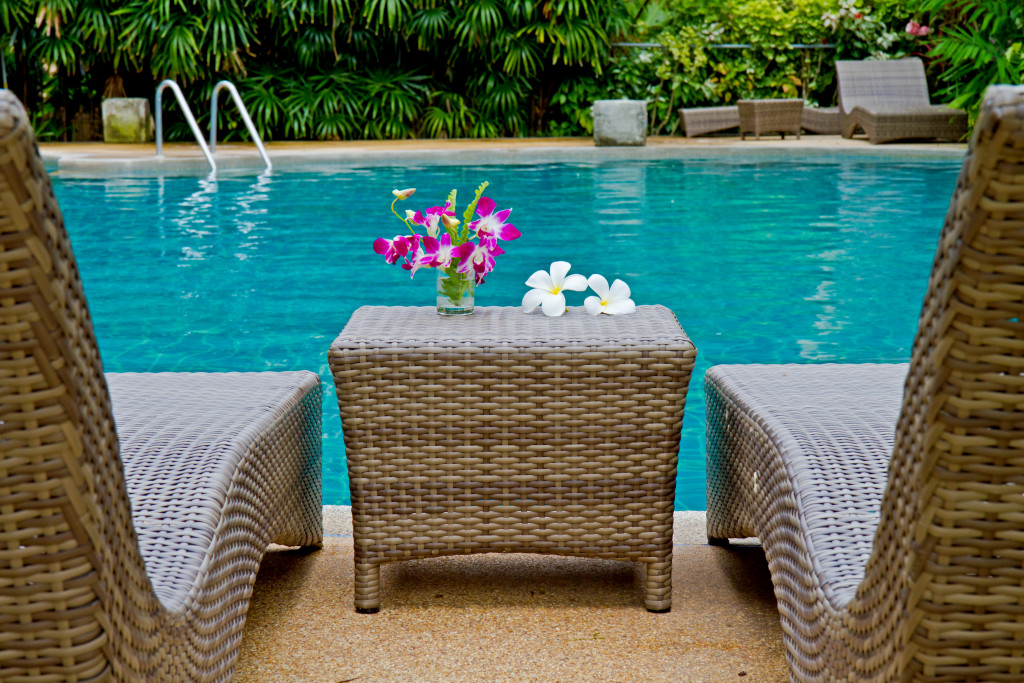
[801,106,841,135]
[0,91,323,681]
[679,106,739,137]
[706,84,1024,681]
[837,58,968,144]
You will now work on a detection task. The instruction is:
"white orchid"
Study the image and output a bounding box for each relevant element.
[584,274,636,315]
[522,261,588,317]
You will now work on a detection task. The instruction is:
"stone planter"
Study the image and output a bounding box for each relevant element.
[592,100,648,146]
[102,98,153,143]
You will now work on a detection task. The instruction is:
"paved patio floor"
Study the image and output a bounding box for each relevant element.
[235,509,787,682]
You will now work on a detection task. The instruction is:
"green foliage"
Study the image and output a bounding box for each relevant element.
[5,0,631,141]
[461,181,489,242]
[911,0,1024,126]
[5,0,996,141]
[583,0,917,135]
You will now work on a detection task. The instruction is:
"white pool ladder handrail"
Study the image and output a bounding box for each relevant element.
[155,79,216,172]
[209,80,272,171]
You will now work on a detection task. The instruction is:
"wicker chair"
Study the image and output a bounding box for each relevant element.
[837,58,968,144]
[679,106,739,137]
[801,106,841,135]
[0,91,323,681]
[706,84,1024,681]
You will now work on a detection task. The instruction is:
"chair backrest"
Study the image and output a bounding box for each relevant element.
[0,90,157,679]
[854,85,1024,679]
[836,58,932,114]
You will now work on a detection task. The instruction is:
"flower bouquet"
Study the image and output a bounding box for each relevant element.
[373,182,520,315]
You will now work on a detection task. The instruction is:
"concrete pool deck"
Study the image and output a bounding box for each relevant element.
[39,133,966,176]
[236,507,785,682]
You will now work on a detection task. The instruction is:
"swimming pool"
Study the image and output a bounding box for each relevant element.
[52,153,962,509]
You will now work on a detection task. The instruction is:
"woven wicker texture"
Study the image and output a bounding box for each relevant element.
[836,58,968,143]
[738,99,804,140]
[0,90,323,682]
[801,107,841,135]
[679,106,739,137]
[706,84,1024,681]
[330,305,696,612]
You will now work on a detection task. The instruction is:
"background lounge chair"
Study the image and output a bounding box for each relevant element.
[801,106,841,135]
[679,106,739,137]
[0,91,323,681]
[837,58,968,144]
[705,84,1024,680]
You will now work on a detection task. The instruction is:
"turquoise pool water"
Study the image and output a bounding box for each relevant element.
[52,153,962,509]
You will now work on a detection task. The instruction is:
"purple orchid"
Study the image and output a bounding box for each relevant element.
[398,235,426,277]
[417,234,473,270]
[373,235,415,264]
[469,197,520,247]
[373,183,518,292]
[457,241,503,284]
[412,201,457,238]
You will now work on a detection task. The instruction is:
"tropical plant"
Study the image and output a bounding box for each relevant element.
[590,0,917,135]
[910,0,1024,125]
[3,0,632,141]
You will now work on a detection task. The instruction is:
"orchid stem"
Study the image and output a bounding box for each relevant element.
[391,197,416,235]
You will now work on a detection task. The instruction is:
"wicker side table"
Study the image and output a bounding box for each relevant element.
[738,99,804,140]
[329,305,696,613]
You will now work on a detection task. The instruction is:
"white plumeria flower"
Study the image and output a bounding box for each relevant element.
[522,261,588,317]
[584,274,636,315]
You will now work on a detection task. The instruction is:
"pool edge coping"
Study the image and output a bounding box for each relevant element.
[41,136,967,177]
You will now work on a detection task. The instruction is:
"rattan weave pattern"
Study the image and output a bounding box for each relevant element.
[678,106,739,137]
[706,365,906,601]
[801,107,841,135]
[837,59,968,144]
[706,84,1024,681]
[737,99,804,140]
[0,90,323,682]
[330,305,696,612]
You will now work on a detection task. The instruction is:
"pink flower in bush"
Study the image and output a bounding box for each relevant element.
[905,20,931,36]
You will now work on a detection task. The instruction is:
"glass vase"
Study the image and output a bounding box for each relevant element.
[436,269,475,315]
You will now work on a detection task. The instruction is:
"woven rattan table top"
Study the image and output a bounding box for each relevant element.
[333,304,693,347]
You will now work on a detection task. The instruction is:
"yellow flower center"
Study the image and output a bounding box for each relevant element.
[552,287,561,294]
[601,300,608,307]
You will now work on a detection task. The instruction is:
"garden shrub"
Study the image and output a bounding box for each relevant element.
[592,0,917,136]
[4,0,1012,140]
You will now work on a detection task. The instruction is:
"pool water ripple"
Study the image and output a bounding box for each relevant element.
[54,155,961,509]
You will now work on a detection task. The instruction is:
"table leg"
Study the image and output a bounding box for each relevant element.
[355,561,381,613]
[645,554,673,613]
